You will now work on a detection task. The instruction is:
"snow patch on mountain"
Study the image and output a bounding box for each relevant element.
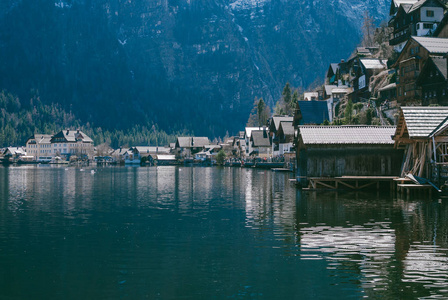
[228,0,270,11]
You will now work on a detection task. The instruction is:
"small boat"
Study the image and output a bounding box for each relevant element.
[405,173,441,192]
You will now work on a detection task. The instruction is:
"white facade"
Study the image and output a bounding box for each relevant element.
[25,131,94,161]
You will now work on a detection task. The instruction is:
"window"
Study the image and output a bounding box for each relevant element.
[423,23,433,29]
[426,10,434,17]
[417,23,420,30]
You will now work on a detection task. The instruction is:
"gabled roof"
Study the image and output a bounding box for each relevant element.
[4,147,26,155]
[298,126,396,145]
[390,0,418,15]
[51,130,93,143]
[111,148,132,156]
[431,56,448,80]
[134,146,171,154]
[417,56,448,84]
[408,0,444,13]
[360,59,388,70]
[278,121,294,137]
[297,101,330,125]
[396,107,448,139]
[270,116,293,132]
[245,127,262,138]
[251,130,271,147]
[413,36,448,54]
[27,134,52,144]
[176,137,210,148]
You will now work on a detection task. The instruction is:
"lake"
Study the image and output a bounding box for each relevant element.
[0,165,447,299]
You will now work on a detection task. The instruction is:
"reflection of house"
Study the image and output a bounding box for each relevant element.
[25,134,52,160]
[296,126,402,184]
[393,107,448,180]
[250,129,272,157]
[416,56,448,105]
[175,137,210,158]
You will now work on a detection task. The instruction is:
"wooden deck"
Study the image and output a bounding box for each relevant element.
[397,183,434,198]
[306,176,397,191]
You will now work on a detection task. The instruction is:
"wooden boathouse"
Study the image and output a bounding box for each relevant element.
[393,107,448,188]
[295,126,403,189]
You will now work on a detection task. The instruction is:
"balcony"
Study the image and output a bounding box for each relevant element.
[389,31,411,46]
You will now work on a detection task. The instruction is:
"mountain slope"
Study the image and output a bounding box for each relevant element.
[0,0,388,137]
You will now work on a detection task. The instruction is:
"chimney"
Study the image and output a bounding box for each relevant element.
[66,129,69,135]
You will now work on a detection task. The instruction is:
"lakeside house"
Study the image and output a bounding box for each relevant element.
[393,107,448,183]
[25,130,94,161]
[25,134,53,160]
[3,147,27,162]
[249,129,272,157]
[295,126,402,185]
[268,116,293,156]
[175,137,210,159]
[416,55,448,105]
[50,129,94,160]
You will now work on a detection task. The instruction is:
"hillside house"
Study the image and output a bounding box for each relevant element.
[348,59,388,102]
[175,137,210,158]
[393,36,448,104]
[416,55,448,105]
[389,0,445,52]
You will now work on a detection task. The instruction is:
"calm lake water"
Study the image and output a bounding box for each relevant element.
[0,166,447,299]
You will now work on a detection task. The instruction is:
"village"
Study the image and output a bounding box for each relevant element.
[3,0,448,196]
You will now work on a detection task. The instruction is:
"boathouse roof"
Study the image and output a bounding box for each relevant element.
[298,126,396,145]
[395,107,448,139]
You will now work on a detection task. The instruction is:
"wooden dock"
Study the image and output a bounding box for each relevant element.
[305,176,398,191]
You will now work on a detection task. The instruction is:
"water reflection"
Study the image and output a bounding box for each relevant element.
[1,166,448,299]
